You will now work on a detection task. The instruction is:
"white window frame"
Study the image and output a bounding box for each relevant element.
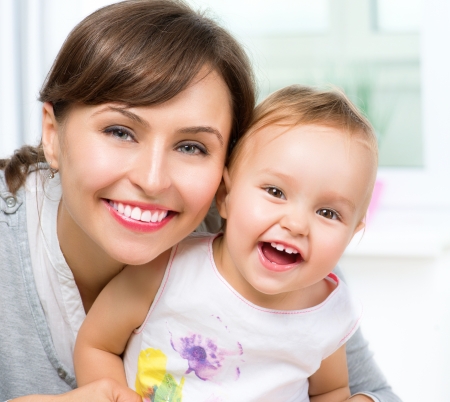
[377,0,450,210]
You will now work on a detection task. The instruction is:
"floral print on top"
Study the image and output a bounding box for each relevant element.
[135,348,185,402]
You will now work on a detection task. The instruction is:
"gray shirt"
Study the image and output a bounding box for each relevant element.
[0,171,401,400]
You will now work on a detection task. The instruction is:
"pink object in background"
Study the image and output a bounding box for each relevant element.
[366,180,384,224]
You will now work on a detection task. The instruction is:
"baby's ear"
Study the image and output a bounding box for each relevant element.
[353,220,365,235]
[215,167,231,220]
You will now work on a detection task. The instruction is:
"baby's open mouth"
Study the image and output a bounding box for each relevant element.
[260,242,302,265]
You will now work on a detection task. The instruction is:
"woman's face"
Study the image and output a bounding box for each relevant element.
[43,69,232,265]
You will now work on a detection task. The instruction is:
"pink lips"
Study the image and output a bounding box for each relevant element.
[257,242,303,272]
[103,199,174,233]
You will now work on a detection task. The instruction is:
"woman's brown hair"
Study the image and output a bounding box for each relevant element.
[0,0,255,194]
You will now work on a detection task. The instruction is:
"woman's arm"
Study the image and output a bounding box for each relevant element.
[333,266,402,402]
[74,251,169,386]
[345,328,401,402]
[309,345,351,402]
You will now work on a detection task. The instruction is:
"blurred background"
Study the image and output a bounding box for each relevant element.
[1,0,449,400]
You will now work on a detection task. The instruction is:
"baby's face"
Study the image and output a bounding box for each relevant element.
[218,123,376,301]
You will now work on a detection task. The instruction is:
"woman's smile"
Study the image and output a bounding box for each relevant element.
[104,199,173,233]
[108,199,170,222]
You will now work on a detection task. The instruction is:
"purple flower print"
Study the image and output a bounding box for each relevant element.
[170,332,243,381]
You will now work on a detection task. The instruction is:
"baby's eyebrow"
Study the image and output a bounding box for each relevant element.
[324,193,356,212]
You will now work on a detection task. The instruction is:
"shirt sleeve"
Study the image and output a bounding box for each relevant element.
[334,267,403,402]
[352,393,381,402]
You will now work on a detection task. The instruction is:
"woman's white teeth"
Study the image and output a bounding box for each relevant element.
[111,201,168,223]
[131,207,141,220]
[141,210,151,222]
[270,242,298,254]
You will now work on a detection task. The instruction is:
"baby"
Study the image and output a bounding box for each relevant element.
[75,85,378,401]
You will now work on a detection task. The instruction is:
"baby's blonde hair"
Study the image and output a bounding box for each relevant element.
[228,85,378,177]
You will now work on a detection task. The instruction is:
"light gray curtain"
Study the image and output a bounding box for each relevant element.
[0,0,113,159]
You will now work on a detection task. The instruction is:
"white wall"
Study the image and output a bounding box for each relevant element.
[341,250,450,401]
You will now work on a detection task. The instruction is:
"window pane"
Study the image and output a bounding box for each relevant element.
[188,0,422,167]
[190,0,329,35]
[375,0,422,32]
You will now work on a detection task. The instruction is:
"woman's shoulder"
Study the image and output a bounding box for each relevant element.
[0,169,26,221]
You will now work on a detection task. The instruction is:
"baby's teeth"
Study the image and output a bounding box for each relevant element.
[131,207,141,220]
[270,242,298,254]
[141,210,151,222]
[118,203,124,214]
[124,205,132,217]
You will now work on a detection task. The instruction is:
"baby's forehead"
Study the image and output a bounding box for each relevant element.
[230,121,377,173]
[246,122,367,148]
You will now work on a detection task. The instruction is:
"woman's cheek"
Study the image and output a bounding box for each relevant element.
[187,163,224,199]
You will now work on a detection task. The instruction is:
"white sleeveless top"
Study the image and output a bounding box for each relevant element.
[124,233,362,402]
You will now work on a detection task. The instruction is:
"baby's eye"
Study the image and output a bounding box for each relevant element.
[316,209,339,220]
[104,126,134,141]
[176,143,207,155]
[265,187,285,199]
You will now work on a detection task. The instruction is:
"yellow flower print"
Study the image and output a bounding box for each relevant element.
[135,348,185,402]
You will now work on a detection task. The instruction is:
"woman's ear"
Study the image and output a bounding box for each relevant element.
[41,102,61,169]
[215,167,231,219]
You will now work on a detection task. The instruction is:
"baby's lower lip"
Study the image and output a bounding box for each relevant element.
[257,242,303,272]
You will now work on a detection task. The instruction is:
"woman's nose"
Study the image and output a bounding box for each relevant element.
[130,146,171,196]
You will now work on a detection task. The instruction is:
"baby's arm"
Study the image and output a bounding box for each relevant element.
[308,344,351,402]
[74,250,170,386]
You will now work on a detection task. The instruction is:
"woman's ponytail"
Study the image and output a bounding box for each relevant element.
[0,144,46,194]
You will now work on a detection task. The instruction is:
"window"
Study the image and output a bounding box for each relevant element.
[190,0,422,168]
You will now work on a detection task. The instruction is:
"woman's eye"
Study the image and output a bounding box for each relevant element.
[176,143,207,155]
[265,187,285,199]
[317,209,339,220]
[104,126,134,141]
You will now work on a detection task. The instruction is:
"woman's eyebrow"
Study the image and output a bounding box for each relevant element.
[176,126,224,147]
[92,107,224,146]
[92,106,149,128]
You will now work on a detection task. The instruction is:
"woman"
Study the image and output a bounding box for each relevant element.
[0,1,399,401]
